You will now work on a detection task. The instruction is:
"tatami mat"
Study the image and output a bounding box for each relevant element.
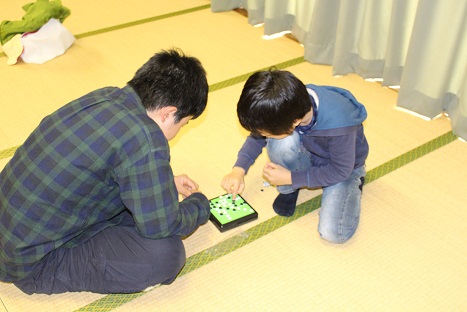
[106,141,467,312]
[0,6,303,150]
[0,0,210,35]
[1,1,465,311]
[110,140,467,312]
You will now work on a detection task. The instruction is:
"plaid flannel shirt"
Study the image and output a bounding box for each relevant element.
[0,86,210,282]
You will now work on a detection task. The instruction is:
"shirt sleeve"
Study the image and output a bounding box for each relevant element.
[116,148,210,239]
[292,132,357,189]
[234,134,267,172]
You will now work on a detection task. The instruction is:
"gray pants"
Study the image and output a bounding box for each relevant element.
[14,212,185,294]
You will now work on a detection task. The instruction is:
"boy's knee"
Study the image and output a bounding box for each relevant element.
[139,237,186,288]
[154,236,185,269]
[267,134,302,166]
[318,224,356,244]
[169,239,186,273]
[319,231,351,244]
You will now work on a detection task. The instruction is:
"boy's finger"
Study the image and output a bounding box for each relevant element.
[179,188,192,198]
[267,161,278,169]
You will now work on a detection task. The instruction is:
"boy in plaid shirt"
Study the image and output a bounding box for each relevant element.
[0,49,210,294]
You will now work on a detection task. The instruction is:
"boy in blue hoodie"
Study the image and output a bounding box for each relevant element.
[222,70,369,244]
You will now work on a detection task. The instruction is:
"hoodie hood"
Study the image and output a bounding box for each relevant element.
[306,84,367,131]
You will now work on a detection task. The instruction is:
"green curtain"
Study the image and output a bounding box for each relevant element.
[211,0,467,140]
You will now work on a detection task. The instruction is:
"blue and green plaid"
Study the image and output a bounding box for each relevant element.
[0,86,210,282]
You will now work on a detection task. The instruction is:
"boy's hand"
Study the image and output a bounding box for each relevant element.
[263,162,292,186]
[221,167,245,199]
[174,174,200,198]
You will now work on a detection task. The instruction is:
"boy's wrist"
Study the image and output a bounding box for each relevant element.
[232,166,246,176]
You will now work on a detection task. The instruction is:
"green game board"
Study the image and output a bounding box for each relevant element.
[209,194,258,232]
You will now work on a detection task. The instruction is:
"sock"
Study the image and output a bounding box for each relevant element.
[273,190,299,217]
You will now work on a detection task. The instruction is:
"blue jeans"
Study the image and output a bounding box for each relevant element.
[267,131,365,244]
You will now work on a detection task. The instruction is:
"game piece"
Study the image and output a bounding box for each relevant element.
[209,194,258,232]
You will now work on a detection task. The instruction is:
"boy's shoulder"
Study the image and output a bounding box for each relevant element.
[305,84,367,131]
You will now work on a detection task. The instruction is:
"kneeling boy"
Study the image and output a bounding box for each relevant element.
[222,70,369,244]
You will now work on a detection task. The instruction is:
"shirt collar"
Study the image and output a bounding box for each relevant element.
[297,88,318,134]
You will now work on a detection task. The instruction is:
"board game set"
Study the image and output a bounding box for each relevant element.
[209,194,258,232]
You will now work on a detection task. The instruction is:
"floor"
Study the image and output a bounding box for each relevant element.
[0,1,466,311]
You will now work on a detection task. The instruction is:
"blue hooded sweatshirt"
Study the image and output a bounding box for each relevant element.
[234,84,369,189]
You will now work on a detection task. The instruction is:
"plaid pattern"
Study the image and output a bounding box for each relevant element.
[0,86,210,281]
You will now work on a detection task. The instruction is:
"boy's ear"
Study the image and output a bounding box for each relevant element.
[159,106,178,122]
[292,119,301,127]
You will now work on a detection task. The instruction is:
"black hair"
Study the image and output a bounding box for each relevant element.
[237,70,312,135]
[128,48,208,122]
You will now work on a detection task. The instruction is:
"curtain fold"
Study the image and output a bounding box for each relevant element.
[211,0,467,140]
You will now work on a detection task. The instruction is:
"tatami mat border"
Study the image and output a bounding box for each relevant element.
[0,146,20,160]
[0,4,210,58]
[208,57,305,92]
[73,4,210,40]
[74,130,457,312]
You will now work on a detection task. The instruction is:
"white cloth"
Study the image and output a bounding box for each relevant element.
[19,18,75,64]
[2,34,24,65]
